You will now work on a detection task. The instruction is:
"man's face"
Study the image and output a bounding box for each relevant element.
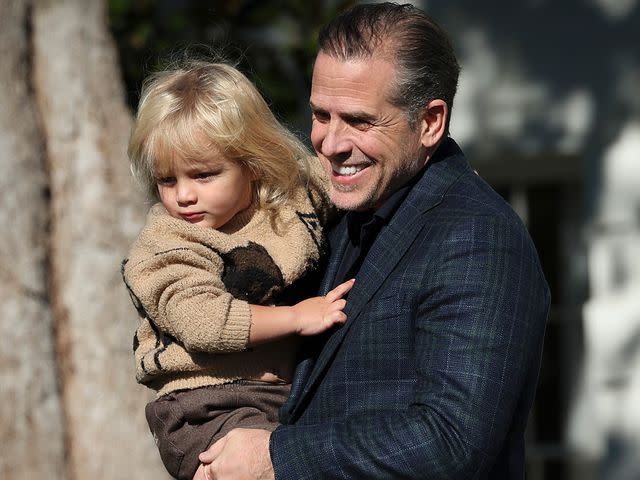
[310,52,427,211]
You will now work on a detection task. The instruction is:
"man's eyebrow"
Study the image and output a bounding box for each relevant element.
[309,101,324,112]
[343,111,377,124]
[309,102,376,123]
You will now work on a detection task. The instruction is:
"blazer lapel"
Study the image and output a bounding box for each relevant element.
[318,216,350,296]
[280,217,349,423]
[293,204,428,414]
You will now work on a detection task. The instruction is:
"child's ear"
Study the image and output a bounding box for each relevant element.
[240,162,258,180]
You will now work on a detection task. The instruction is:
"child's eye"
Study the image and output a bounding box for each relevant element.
[156,176,176,186]
[195,171,219,180]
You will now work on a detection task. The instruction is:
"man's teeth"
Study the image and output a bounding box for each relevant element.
[332,164,364,176]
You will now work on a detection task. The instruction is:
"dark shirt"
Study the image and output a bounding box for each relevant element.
[333,173,423,287]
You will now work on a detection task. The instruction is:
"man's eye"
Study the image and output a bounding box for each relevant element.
[349,118,373,130]
[312,111,330,123]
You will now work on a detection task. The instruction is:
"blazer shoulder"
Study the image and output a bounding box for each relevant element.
[443,166,522,225]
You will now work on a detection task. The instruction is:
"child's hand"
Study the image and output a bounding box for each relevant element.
[292,279,355,336]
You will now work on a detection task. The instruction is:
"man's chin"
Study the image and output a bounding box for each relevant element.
[329,189,374,212]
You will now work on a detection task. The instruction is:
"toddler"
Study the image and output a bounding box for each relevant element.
[121,60,352,480]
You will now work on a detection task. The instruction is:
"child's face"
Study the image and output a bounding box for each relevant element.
[155,153,253,230]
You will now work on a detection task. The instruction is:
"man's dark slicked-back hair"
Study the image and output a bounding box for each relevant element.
[318,2,460,132]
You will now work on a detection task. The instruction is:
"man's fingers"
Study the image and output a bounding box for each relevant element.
[325,278,355,302]
[199,436,226,464]
[192,463,208,480]
[198,429,274,480]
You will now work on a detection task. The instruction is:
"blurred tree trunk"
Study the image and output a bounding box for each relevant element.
[0,1,66,478]
[0,0,166,479]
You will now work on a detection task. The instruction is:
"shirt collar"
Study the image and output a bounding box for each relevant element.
[345,160,427,244]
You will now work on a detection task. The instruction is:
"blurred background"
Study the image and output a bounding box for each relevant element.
[1,0,639,479]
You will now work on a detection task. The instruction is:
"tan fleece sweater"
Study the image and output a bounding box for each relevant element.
[122,172,332,396]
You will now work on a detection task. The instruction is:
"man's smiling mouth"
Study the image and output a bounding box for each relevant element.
[331,163,368,176]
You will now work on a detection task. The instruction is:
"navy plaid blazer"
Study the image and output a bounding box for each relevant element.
[271,139,550,479]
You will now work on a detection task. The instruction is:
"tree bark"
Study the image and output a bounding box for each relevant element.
[1,0,167,478]
[0,1,66,478]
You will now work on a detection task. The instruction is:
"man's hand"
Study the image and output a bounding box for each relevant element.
[197,428,274,480]
[193,463,208,480]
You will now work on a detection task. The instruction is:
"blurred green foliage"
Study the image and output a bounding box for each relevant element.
[108,0,356,136]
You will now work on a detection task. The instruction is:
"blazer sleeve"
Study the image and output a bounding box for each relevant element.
[270,214,550,479]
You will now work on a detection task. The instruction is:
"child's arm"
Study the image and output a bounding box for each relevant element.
[248,279,355,346]
[124,205,260,354]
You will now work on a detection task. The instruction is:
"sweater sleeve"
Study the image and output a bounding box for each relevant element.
[123,211,251,353]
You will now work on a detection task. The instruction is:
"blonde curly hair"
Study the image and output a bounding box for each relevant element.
[128,60,311,218]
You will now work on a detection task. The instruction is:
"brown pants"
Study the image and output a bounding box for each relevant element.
[145,380,290,480]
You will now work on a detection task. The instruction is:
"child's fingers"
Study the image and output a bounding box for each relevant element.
[325,278,355,302]
[327,311,347,325]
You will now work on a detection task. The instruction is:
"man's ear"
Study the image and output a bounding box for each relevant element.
[419,99,448,148]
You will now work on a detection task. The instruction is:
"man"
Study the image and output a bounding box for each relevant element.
[198,3,550,479]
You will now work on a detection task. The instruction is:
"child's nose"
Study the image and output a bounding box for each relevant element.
[176,181,196,205]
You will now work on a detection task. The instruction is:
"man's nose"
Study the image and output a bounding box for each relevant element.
[318,122,352,159]
[176,180,196,205]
